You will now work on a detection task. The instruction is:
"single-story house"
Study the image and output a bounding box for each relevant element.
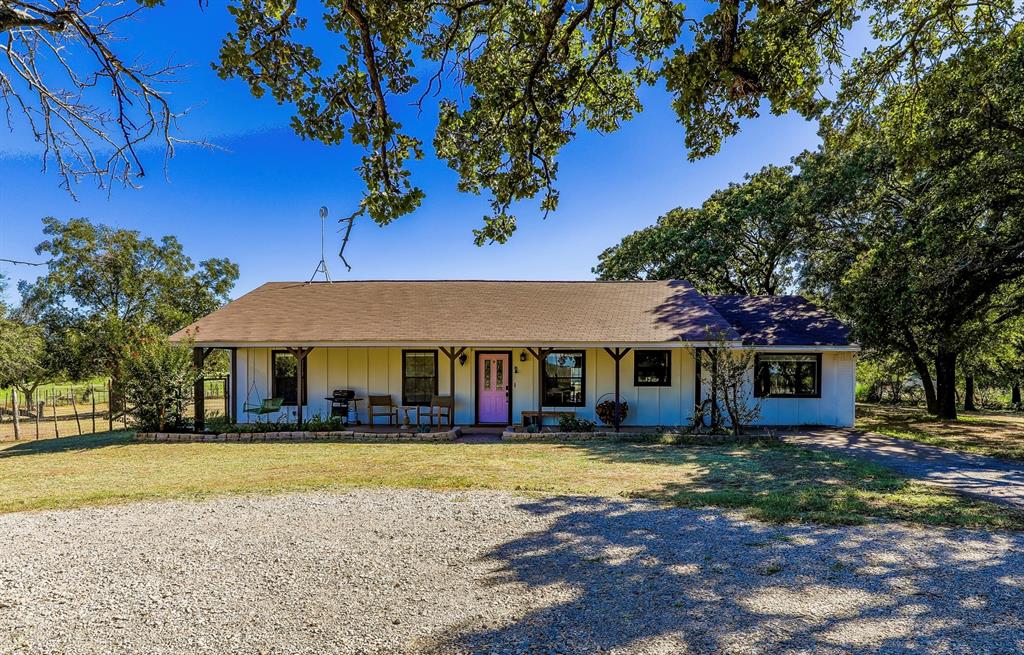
[172,280,858,431]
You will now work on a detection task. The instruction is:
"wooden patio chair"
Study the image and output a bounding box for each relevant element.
[368,394,398,426]
[417,395,453,427]
[243,397,284,422]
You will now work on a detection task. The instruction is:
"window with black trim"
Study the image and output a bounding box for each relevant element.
[754,353,821,398]
[634,350,671,386]
[402,350,438,406]
[542,350,585,407]
[272,350,307,405]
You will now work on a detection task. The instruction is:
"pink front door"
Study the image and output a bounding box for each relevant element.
[477,353,510,424]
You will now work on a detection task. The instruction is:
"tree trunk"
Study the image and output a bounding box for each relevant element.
[1012,383,1021,407]
[909,352,938,414]
[934,351,958,420]
[964,375,977,411]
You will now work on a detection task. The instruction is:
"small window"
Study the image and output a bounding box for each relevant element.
[402,350,438,406]
[542,351,585,407]
[754,353,821,398]
[272,350,307,405]
[634,350,671,387]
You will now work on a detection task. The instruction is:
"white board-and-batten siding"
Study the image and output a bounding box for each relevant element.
[232,347,855,427]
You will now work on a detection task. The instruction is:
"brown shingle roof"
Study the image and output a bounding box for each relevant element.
[173,280,740,346]
[706,295,852,346]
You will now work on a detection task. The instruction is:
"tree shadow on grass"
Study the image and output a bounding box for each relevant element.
[421,495,1024,654]
[0,431,135,458]
[565,440,1024,528]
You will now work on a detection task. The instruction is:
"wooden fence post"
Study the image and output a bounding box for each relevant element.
[12,389,20,441]
[52,398,60,438]
[35,401,41,440]
[107,380,113,432]
[91,387,97,434]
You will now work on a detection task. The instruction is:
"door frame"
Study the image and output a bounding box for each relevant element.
[474,350,514,425]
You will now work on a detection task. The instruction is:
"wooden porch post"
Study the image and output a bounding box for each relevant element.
[229,347,238,423]
[603,347,631,433]
[287,347,313,428]
[694,347,702,411]
[439,346,466,426]
[526,348,551,428]
[193,347,208,434]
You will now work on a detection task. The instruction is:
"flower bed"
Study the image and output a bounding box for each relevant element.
[137,428,460,443]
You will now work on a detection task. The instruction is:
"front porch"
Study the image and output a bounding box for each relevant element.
[192,344,698,434]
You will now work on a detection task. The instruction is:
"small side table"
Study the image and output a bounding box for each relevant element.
[398,406,416,429]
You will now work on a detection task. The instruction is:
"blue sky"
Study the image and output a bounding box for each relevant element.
[0,3,824,304]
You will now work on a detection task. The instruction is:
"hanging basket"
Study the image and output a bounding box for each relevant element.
[595,393,629,426]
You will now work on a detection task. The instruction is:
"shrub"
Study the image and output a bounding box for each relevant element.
[558,415,597,432]
[302,414,347,432]
[122,335,198,432]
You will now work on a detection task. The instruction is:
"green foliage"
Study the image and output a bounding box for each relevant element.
[19,218,239,385]
[799,25,1024,418]
[302,415,349,432]
[211,0,1013,243]
[855,352,921,404]
[558,415,597,432]
[0,318,45,392]
[594,164,800,294]
[122,333,199,432]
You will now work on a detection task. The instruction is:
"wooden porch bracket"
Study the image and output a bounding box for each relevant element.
[286,347,314,428]
[438,346,466,421]
[603,347,632,432]
[525,347,552,428]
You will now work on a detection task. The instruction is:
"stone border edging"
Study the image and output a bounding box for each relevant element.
[501,430,780,445]
[136,428,461,443]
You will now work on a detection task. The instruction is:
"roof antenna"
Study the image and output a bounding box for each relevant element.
[308,206,333,283]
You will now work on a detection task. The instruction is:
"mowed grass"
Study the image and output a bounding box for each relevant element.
[0,432,1020,529]
[857,403,1024,460]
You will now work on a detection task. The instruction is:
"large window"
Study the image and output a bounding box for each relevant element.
[272,350,307,406]
[754,353,821,398]
[543,350,585,407]
[403,350,438,406]
[634,350,671,387]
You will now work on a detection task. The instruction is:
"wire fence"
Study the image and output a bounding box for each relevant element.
[0,378,229,441]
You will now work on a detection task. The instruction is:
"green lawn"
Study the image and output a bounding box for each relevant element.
[1,431,1019,529]
[857,403,1024,460]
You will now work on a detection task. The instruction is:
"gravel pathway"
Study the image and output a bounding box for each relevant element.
[785,429,1024,509]
[1,489,1022,654]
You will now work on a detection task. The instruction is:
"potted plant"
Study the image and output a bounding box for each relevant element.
[595,395,629,426]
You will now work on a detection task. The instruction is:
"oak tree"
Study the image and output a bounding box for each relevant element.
[18,218,239,396]
[594,164,800,294]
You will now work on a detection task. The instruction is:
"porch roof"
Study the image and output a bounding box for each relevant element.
[706,295,853,346]
[172,280,741,347]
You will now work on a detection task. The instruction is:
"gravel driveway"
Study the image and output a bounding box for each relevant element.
[1,490,1022,654]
